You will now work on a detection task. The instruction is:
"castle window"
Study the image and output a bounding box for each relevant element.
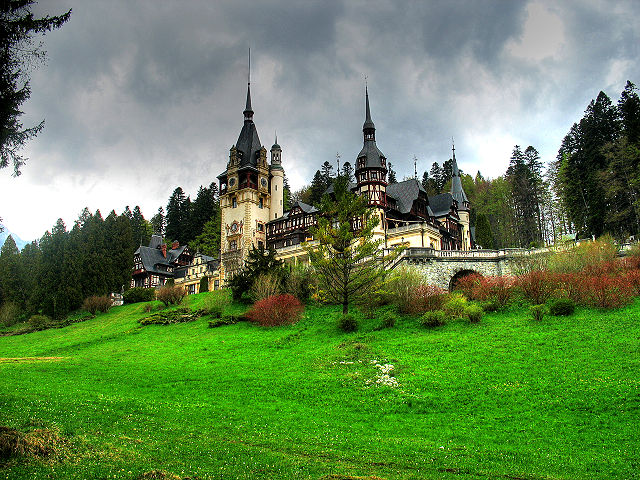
[232,197,237,208]
[275,185,278,191]
[229,240,237,251]
[257,222,264,232]
[259,197,263,209]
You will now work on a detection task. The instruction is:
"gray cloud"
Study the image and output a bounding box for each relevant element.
[3,0,640,239]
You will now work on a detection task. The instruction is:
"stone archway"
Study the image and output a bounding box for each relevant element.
[449,269,482,292]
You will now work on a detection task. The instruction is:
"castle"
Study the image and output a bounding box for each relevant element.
[132,79,473,292]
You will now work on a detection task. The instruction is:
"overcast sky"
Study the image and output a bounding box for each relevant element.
[1,0,639,241]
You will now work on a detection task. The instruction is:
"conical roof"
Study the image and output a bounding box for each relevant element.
[236,82,262,168]
[450,146,469,209]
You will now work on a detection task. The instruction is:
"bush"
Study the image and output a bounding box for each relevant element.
[420,310,447,328]
[82,295,112,314]
[517,270,558,305]
[0,302,22,327]
[479,299,500,312]
[246,294,304,327]
[199,276,209,293]
[556,273,586,304]
[454,273,483,300]
[139,308,205,325]
[465,304,483,323]
[27,314,53,331]
[455,274,514,307]
[338,313,358,333]
[530,304,546,321]
[204,294,231,318]
[156,286,185,307]
[549,298,575,316]
[583,275,634,309]
[208,315,242,328]
[623,269,640,295]
[123,287,156,304]
[284,265,318,302]
[386,266,426,308]
[442,292,468,319]
[375,311,397,330]
[405,284,447,315]
[250,272,281,302]
[548,235,618,274]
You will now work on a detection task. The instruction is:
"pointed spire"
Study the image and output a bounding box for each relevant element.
[450,138,469,208]
[364,85,375,130]
[451,138,459,176]
[243,49,253,122]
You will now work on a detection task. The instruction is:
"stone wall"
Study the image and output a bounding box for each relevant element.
[397,252,517,290]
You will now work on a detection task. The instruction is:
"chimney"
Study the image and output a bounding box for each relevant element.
[161,244,167,258]
[172,240,180,250]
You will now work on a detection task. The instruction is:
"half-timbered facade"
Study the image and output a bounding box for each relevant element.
[131,235,193,288]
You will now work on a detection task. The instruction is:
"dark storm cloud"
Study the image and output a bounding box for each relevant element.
[7,0,640,238]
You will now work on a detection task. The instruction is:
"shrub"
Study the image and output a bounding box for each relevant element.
[208,315,242,328]
[0,302,22,327]
[479,299,500,312]
[250,272,281,302]
[156,286,185,307]
[82,295,112,314]
[199,276,209,293]
[548,235,618,273]
[556,273,586,304]
[623,269,640,295]
[139,308,205,325]
[442,292,468,319]
[549,298,575,316]
[204,294,231,318]
[165,279,175,287]
[338,313,358,333]
[529,304,547,321]
[583,275,634,309]
[530,304,546,321]
[123,287,156,304]
[453,273,483,300]
[465,304,483,323]
[385,266,426,312]
[375,311,397,330]
[420,310,447,328]
[405,284,447,315]
[27,315,53,331]
[142,303,153,313]
[517,270,558,305]
[284,265,318,302]
[246,294,304,327]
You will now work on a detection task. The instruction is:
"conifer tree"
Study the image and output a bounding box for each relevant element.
[305,176,388,314]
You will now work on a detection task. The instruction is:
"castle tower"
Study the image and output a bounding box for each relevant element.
[218,79,272,276]
[270,136,284,220]
[450,142,471,250]
[355,86,388,207]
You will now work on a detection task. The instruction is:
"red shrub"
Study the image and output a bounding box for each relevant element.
[246,294,304,326]
[486,276,515,307]
[583,259,624,277]
[623,269,640,295]
[406,284,447,314]
[583,275,634,309]
[454,274,483,300]
[517,270,559,305]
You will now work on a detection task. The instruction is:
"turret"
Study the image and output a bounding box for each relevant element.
[270,136,284,220]
[355,86,388,206]
[450,142,471,250]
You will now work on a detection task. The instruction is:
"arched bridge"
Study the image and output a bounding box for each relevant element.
[388,247,531,290]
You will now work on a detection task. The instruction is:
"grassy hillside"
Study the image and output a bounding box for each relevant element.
[1,292,639,479]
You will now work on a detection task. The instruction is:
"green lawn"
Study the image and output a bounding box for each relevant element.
[1,292,638,479]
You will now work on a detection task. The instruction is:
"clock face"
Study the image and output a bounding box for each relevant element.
[260,177,268,187]
[229,177,236,187]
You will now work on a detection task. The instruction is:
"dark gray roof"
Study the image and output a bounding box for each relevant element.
[136,246,173,275]
[450,152,469,209]
[236,83,263,168]
[357,141,386,169]
[149,234,163,249]
[363,86,375,130]
[429,193,456,217]
[386,179,433,216]
[269,201,318,223]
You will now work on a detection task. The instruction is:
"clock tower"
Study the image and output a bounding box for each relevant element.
[218,79,283,280]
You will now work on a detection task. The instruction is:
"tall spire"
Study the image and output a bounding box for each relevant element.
[363,85,375,141]
[450,138,469,209]
[243,48,253,122]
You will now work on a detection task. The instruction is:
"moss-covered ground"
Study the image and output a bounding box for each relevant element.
[1,291,638,479]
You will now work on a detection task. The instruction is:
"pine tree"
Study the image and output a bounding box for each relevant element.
[166,187,187,243]
[474,213,495,249]
[309,170,326,207]
[430,162,443,193]
[305,176,388,314]
[388,162,397,184]
[0,235,23,307]
[151,207,166,235]
[341,161,355,183]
